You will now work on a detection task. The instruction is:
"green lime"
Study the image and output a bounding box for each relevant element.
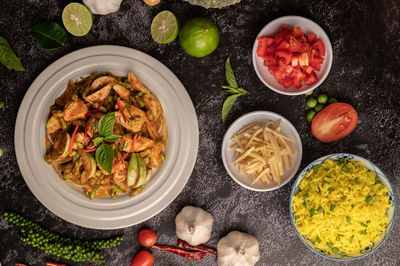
[151,11,179,44]
[179,17,219,57]
[62,3,93,37]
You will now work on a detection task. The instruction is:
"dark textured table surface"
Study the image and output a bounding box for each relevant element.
[1,0,400,265]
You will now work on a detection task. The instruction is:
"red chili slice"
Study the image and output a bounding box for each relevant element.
[69,123,79,155]
[112,152,129,169]
[131,134,139,152]
[85,97,107,117]
[117,98,127,123]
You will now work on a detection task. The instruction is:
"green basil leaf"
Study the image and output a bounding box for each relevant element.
[29,22,67,50]
[98,112,115,137]
[221,94,239,124]
[93,137,104,145]
[95,143,114,174]
[0,37,24,71]
[225,58,238,88]
[105,134,122,142]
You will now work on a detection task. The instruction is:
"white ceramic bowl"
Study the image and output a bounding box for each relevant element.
[221,111,303,191]
[289,153,396,260]
[14,46,199,229]
[252,16,333,95]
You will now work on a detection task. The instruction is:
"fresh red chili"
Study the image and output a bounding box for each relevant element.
[112,152,129,169]
[152,245,207,260]
[177,239,217,255]
[45,262,68,266]
[83,147,97,153]
[117,98,127,122]
[131,133,139,152]
[69,123,80,155]
[85,97,107,117]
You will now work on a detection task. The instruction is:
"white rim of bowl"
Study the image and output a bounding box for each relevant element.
[289,153,397,261]
[221,110,303,192]
[252,15,333,96]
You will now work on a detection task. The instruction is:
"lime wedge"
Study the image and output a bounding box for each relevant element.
[151,11,179,44]
[62,3,93,37]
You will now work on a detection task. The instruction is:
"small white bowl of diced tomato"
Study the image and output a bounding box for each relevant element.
[252,16,333,95]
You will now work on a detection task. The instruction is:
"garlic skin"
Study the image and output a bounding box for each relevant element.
[83,0,123,15]
[217,231,260,266]
[175,206,213,246]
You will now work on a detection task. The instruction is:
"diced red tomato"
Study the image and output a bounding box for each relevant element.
[288,36,302,52]
[256,26,325,89]
[304,71,318,85]
[292,26,304,38]
[311,103,358,143]
[307,33,317,44]
[277,40,290,50]
[263,56,277,67]
[275,49,292,65]
[312,39,326,56]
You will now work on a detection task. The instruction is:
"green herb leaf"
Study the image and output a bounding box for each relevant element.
[328,187,332,192]
[338,158,344,164]
[303,193,309,198]
[366,220,371,224]
[105,134,122,142]
[225,58,238,88]
[349,235,354,243]
[93,137,104,145]
[95,143,114,174]
[316,237,321,244]
[360,223,368,227]
[310,208,315,218]
[98,112,115,137]
[318,206,323,212]
[221,94,239,124]
[331,247,339,254]
[346,216,351,223]
[375,176,381,184]
[327,242,333,248]
[360,229,367,235]
[302,201,307,208]
[342,165,350,172]
[330,204,335,212]
[29,22,67,50]
[0,37,24,71]
[351,204,354,209]
[365,195,373,203]
[355,177,360,184]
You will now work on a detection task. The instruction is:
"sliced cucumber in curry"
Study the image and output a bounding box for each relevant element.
[80,151,96,181]
[135,154,148,188]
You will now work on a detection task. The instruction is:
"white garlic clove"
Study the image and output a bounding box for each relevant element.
[82,0,123,15]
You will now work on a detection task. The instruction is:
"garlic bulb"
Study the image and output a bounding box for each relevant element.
[217,231,260,266]
[83,0,123,15]
[175,206,213,246]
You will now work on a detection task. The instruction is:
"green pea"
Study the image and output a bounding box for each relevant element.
[306,97,317,108]
[306,110,316,122]
[305,90,313,95]
[317,93,328,104]
[328,97,337,104]
[314,104,325,112]
[0,101,4,109]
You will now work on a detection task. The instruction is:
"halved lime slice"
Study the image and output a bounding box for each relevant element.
[62,3,93,37]
[151,11,179,44]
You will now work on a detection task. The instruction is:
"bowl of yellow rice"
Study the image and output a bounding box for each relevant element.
[289,153,395,260]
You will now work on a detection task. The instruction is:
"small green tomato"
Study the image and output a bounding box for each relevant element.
[317,93,328,104]
[314,104,325,112]
[306,97,317,108]
[328,97,337,104]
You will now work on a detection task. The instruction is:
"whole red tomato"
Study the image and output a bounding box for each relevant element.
[138,229,157,247]
[130,250,154,266]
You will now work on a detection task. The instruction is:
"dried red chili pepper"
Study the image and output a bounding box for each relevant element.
[83,147,97,153]
[45,262,68,266]
[177,239,217,255]
[152,245,207,260]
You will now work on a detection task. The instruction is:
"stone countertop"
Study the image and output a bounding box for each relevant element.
[0,0,399,265]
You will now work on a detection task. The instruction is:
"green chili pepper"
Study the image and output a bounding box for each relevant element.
[327,242,333,248]
[331,247,339,254]
[342,165,350,172]
[355,178,360,184]
[316,237,321,244]
[349,235,354,243]
[346,217,351,223]
[328,187,332,192]
[303,193,309,198]
[365,195,373,203]
[360,223,368,227]
[330,204,335,212]
[310,208,316,218]
[318,206,323,212]
[302,201,307,208]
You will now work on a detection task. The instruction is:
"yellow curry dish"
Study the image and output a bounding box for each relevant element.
[44,72,167,199]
